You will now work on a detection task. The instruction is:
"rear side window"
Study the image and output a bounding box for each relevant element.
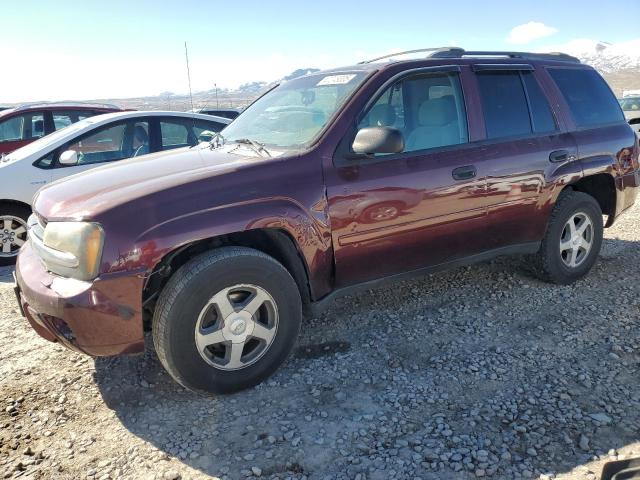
[548,68,624,127]
[477,72,531,139]
[0,112,45,142]
[522,72,557,133]
[52,110,97,131]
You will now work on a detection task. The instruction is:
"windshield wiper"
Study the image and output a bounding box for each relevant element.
[232,138,271,157]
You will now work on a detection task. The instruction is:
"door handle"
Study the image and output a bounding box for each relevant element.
[452,165,477,181]
[549,149,577,163]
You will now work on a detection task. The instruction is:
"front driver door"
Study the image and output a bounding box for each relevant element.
[325,68,491,288]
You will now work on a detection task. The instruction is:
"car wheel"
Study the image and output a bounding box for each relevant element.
[0,204,30,266]
[532,190,603,284]
[152,246,302,394]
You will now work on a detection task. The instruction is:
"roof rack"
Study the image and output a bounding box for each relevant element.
[10,101,121,112]
[360,47,580,64]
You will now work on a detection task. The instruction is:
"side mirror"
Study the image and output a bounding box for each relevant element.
[198,130,216,142]
[59,150,79,166]
[352,127,404,155]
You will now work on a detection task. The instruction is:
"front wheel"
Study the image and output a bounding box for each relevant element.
[532,190,603,284]
[152,247,302,394]
[0,205,30,267]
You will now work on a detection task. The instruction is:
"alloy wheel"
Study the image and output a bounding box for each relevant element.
[0,216,27,258]
[559,212,593,268]
[194,284,279,370]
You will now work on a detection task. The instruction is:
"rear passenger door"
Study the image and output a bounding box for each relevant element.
[472,65,578,249]
[547,67,637,213]
[326,67,491,288]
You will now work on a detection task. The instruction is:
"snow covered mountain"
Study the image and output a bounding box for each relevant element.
[539,39,640,73]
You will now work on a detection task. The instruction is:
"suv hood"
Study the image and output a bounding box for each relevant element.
[34,145,275,220]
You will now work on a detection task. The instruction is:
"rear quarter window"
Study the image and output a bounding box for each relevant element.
[548,68,625,128]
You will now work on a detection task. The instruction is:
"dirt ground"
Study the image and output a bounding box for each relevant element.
[0,203,639,480]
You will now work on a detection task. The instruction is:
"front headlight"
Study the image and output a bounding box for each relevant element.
[38,222,104,281]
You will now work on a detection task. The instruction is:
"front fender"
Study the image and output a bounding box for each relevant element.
[103,197,333,298]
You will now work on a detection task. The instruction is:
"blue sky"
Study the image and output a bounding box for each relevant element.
[2,0,639,102]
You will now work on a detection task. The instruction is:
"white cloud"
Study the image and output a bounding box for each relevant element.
[507,22,558,44]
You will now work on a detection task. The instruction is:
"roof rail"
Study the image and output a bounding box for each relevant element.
[359,47,462,64]
[431,49,581,63]
[11,101,122,112]
[360,47,580,64]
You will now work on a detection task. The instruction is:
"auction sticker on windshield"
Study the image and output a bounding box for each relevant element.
[317,74,357,86]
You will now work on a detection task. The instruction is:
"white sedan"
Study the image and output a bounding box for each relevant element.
[0,110,230,265]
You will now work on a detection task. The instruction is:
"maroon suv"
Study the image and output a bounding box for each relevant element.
[14,48,640,394]
[0,102,124,155]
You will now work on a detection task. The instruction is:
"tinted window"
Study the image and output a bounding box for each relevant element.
[548,68,624,127]
[64,120,149,166]
[522,72,557,133]
[619,97,640,111]
[0,117,23,142]
[359,72,468,153]
[160,121,191,151]
[0,113,45,142]
[52,110,96,131]
[477,72,531,139]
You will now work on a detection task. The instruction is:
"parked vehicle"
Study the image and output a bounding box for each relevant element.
[192,107,241,120]
[0,102,124,155]
[0,111,230,264]
[14,48,639,394]
[619,95,640,134]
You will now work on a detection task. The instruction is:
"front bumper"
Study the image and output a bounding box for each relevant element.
[15,242,145,356]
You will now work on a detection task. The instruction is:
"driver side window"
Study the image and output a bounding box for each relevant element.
[359,72,468,154]
[63,120,149,166]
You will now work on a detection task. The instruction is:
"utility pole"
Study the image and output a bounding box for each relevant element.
[215,83,219,108]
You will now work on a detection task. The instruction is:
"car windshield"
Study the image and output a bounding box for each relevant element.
[221,71,370,149]
[619,97,640,111]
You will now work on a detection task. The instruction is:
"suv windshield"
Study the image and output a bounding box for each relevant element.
[221,71,370,149]
[619,97,640,111]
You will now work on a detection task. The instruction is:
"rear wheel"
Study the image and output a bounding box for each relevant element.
[532,190,603,284]
[0,204,30,266]
[152,247,302,394]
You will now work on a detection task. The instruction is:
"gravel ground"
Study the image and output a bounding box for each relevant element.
[1,203,639,480]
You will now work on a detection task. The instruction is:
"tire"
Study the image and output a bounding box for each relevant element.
[532,190,603,284]
[152,246,302,394]
[0,204,31,267]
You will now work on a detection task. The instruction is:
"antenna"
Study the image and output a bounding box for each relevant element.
[184,41,195,111]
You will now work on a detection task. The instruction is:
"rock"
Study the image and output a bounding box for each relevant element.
[579,434,590,451]
[251,466,262,476]
[589,413,612,424]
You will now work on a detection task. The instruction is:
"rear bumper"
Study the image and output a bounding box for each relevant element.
[620,169,640,212]
[15,242,145,356]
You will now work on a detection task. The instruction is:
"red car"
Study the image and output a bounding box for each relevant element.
[0,102,124,155]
